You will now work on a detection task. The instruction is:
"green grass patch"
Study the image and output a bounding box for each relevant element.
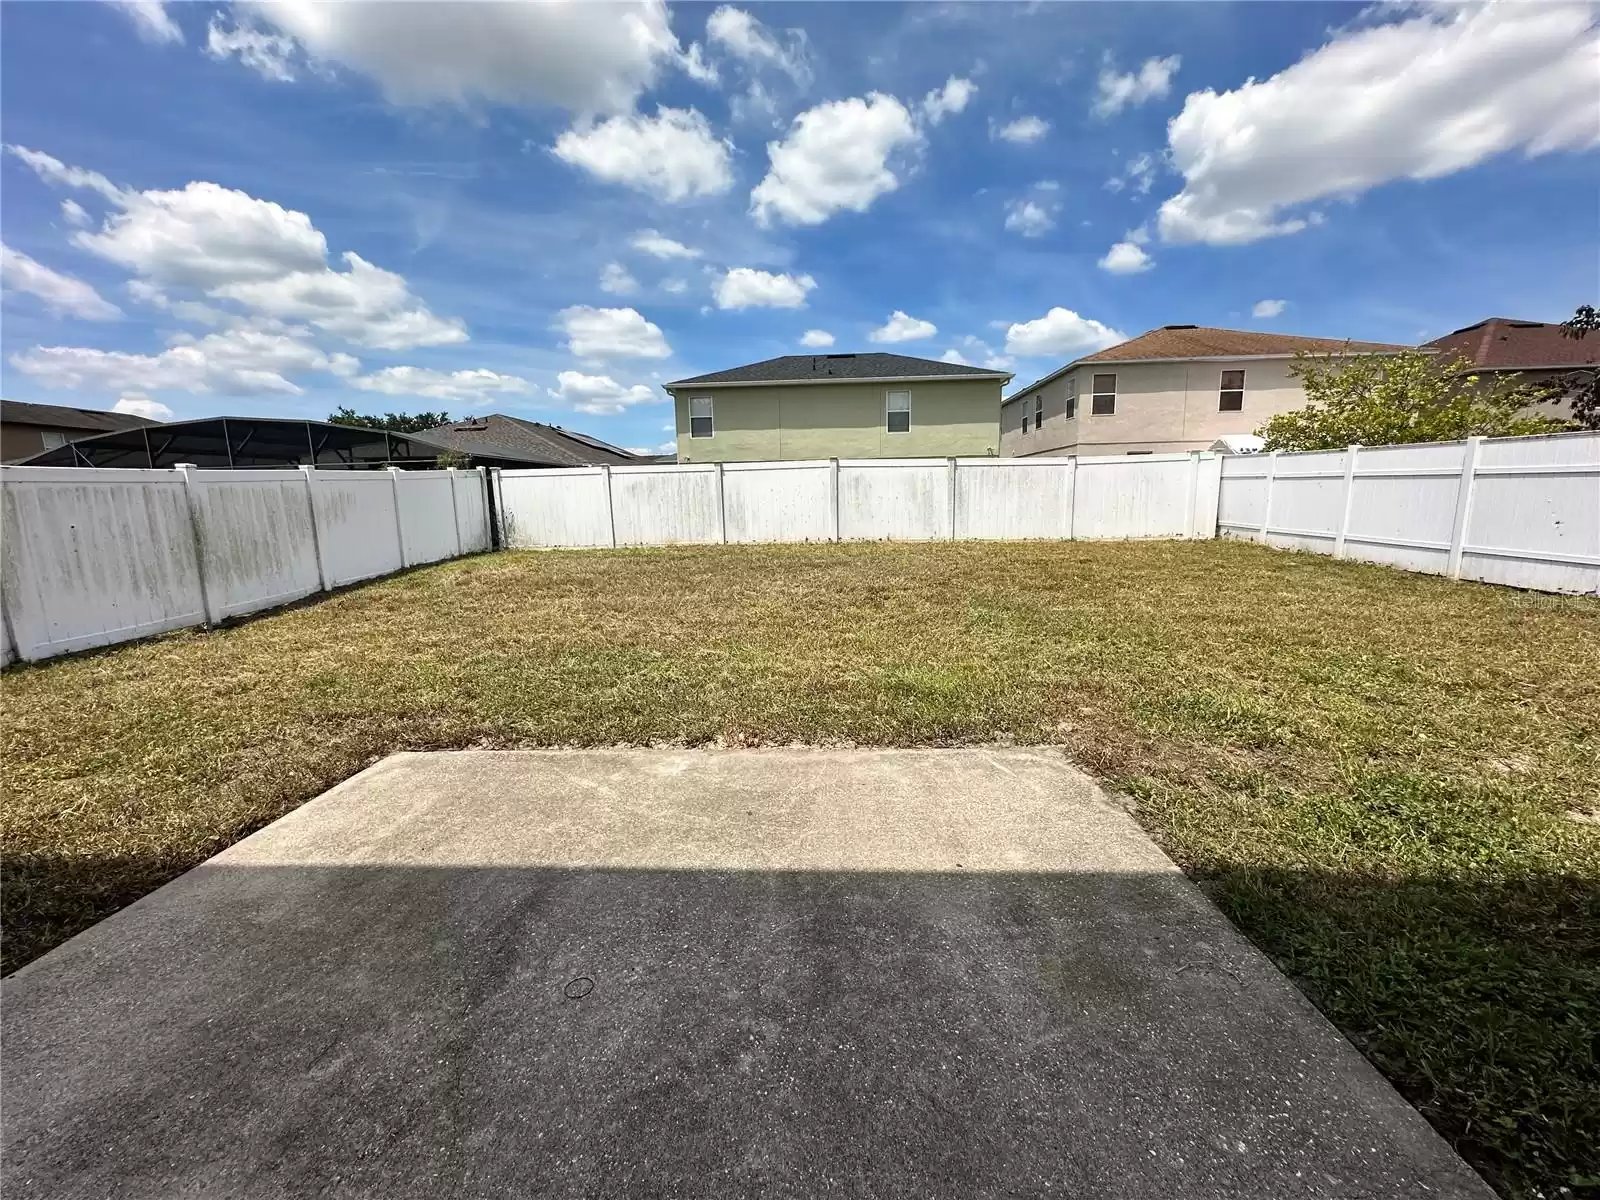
[2,538,1596,1198]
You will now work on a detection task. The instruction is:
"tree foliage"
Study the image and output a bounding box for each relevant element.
[327,407,452,434]
[1257,347,1564,452]
[1557,303,1598,431]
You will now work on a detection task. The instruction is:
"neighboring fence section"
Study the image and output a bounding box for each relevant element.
[494,453,1223,549]
[1,465,490,663]
[1218,431,1600,595]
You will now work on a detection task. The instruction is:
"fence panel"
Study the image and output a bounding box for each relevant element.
[838,459,951,541]
[184,468,321,620]
[612,464,721,545]
[0,466,206,660]
[395,470,461,566]
[724,461,834,543]
[497,467,612,548]
[1463,434,1600,593]
[1074,453,1211,539]
[1219,432,1600,594]
[954,458,1072,540]
[307,471,405,587]
[453,469,490,553]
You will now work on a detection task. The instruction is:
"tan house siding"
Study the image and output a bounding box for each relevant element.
[1001,358,1310,457]
[674,378,1002,462]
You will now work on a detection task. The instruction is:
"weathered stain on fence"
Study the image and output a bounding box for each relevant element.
[0,466,492,663]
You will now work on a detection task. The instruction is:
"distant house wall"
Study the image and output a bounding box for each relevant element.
[673,378,1002,462]
[1002,358,1312,457]
[2,422,88,463]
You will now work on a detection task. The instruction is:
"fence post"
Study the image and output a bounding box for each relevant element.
[830,457,841,542]
[602,464,617,548]
[1259,450,1279,541]
[1183,451,1201,539]
[947,456,958,540]
[1334,445,1360,559]
[1447,436,1485,579]
[715,461,728,544]
[298,465,331,591]
[1064,457,1077,540]
[173,463,218,625]
[387,466,409,569]
[447,468,463,557]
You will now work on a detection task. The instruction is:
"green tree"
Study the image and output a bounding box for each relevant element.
[327,407,452,434]
[1556,304,1598,431]
[1257,347,1564,452]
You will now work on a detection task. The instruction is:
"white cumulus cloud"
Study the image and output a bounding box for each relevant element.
[351,366,533,403]
[705,6,811,85]
[1158,4,1600,246]
[112,392,174,421]
[714,267,815,310]
[110,0,183,44]
[1253,299,1287,319]
[1099,239,1153,274]
[800,328,834,347]
[206,15,298,82]
[556,305,671,359]
[921,77,976,125]
[1,243,122,320]
[868,310,936,343]
[553,108,732,202]
[630,229,701,259]
[10,321,358,396]
[750,93,922,227]
[1004,198,1055,238]
[1004,308,1126,358]
[1094,55,1180,117]
[549,370,658,414]
[994,115,1048,145]
[229,0,682,114]
[600,262,639,295]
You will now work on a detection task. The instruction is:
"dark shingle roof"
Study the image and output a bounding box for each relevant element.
[1422,317,1599,370]
[1,399,164,433]
[666,353,1012,388]
[419,414,639,467]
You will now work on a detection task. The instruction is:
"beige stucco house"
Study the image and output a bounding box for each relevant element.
[664,353,1013,462]
[1000,325,1410,458]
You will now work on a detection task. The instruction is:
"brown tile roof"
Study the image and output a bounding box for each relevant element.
[1005,325,1413,403]
[1422,317,1599,371]
[1081,325,1411,363]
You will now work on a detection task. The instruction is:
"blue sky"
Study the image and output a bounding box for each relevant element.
[2,1,1596,454]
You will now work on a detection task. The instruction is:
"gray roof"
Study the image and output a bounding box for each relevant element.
[666,353,1012,388]
[419,414,639,467]
[1,399,164,433]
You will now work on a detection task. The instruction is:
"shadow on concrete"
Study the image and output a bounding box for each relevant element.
[3,860,1503,1200]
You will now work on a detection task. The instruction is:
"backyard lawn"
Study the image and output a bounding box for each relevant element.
[2,538,1596,1199]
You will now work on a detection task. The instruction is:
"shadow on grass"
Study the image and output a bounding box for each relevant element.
[6,852,1594,1199]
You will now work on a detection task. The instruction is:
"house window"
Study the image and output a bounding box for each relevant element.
[1091,373,1117,416]
[886,390,911,434]
[40,430,68,450]
[1219,369,1245,412]
[1064,377,1077,420]
[689,396,714,439]
[1032,394,1043,431]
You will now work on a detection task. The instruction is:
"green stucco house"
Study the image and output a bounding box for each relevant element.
[663,353,1013,462]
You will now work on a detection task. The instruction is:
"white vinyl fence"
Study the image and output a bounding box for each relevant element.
[495,452,1223,550]
[1,465,490,663]
[1218,431,1600,595]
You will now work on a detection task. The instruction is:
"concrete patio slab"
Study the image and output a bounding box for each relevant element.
[2,748,1491,1199]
